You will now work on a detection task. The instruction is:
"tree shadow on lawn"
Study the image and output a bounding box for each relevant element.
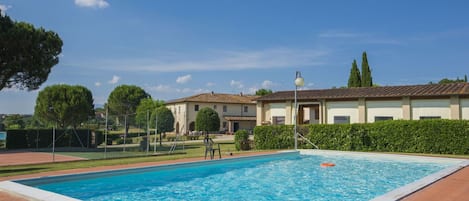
[0,167,47,174]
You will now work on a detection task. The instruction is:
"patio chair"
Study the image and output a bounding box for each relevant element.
[204,137,221,160]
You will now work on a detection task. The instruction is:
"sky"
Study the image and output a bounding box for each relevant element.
[1,0,468,114]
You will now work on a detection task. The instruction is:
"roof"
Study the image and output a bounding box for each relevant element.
[166,92,259,104]
[256,83,469,101]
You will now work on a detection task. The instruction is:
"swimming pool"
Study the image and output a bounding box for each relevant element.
[6,150,469,201]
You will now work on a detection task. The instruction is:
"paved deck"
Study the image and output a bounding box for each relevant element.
[401,165,469,201]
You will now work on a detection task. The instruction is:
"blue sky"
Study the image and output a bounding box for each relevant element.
[1,0,468,114]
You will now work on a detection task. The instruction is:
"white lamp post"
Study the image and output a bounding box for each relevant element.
[294,71,304,150]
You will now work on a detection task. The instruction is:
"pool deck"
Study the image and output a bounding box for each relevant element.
[0,151,468,201]
[400,165,469,201]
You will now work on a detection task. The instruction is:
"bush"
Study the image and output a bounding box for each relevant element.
[254,125,294,149]
[234,130,250,151]
[254,120,469,155]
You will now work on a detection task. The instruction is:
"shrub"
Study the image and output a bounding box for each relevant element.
[254,120,469,155]
[234,130,250,151]
[254,125,294,149]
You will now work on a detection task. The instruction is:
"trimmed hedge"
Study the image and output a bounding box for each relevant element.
[254,120,469,154]
[5,129,103,149]
[234,130,250,151]
[254,125,294,149]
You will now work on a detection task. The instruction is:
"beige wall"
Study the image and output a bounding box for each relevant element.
[366,100,403,123]
[167,101,256,133]
[411,99,450,120]
[257,96,467,125]
[461,99,469,120]
[326,101,359,124]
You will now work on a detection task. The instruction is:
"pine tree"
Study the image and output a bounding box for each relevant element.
[361,51,373,87]
[348,59,361,87]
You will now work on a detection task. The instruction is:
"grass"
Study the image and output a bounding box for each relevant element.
[0,141,243,177]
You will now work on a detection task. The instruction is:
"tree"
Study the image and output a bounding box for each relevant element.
[361,51,373,87]
[195,107,220,135]
[151,106,174,133]
[107,85,150,135]
[438,76,468,84]
[347,59,361,88]
[34,84,94,128]
[3,114,25,129]
[150,106,174,146]
[0,12,63,91]
[255,89,273,96]
[136,98,164,130]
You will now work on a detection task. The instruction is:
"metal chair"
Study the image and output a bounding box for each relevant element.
[204,137,221,160]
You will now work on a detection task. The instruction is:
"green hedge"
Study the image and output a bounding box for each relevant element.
[234,130,250,151]
[254,125,294,149]
[5,129,102,149]
[254,120,469,154]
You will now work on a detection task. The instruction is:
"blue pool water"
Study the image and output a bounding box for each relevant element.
[20,152,457,201]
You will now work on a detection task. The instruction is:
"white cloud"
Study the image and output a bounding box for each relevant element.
[247,87,258,95]
[0,4,12,16]
[82,48,328,72]
[230,80,244,89]
[206,82,215,87]
[177,88,210,94]
[147,84,172,93]
[176,74,192,84]
[74,0,109,8]
[318,30,404,45]
[261,80,274,89]
[95,82,101,87]
[108,75,120,84]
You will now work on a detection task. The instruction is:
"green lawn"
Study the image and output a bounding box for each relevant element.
[0,142,239,177]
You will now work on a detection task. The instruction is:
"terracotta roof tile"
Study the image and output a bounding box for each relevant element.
[256,83,469,101]
[166,92,259,104]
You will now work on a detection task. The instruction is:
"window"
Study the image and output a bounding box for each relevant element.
[223,105,227,112]
[419,116,441,120]
[244,106,248,113]
[194,105,199,111]
[272,116,285,125]
[334,116,350,124]
[375,116,393,122]
[213,105,217,110]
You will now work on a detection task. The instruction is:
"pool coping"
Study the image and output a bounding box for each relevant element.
[1,150,468,201]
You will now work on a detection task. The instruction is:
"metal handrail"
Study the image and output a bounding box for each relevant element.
[297,132,319,149]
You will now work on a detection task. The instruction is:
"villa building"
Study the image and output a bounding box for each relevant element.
[255,83,469,125]
[165,92,259,134]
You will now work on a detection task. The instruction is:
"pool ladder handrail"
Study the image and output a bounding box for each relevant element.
[297,132,319,149]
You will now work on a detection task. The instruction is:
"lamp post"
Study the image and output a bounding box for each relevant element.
[294,71,304,150]
[49,106,56,162]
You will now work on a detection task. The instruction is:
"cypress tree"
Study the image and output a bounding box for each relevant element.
[465,74,468,82]
[348,59,361,87]
[361,51,373,87]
